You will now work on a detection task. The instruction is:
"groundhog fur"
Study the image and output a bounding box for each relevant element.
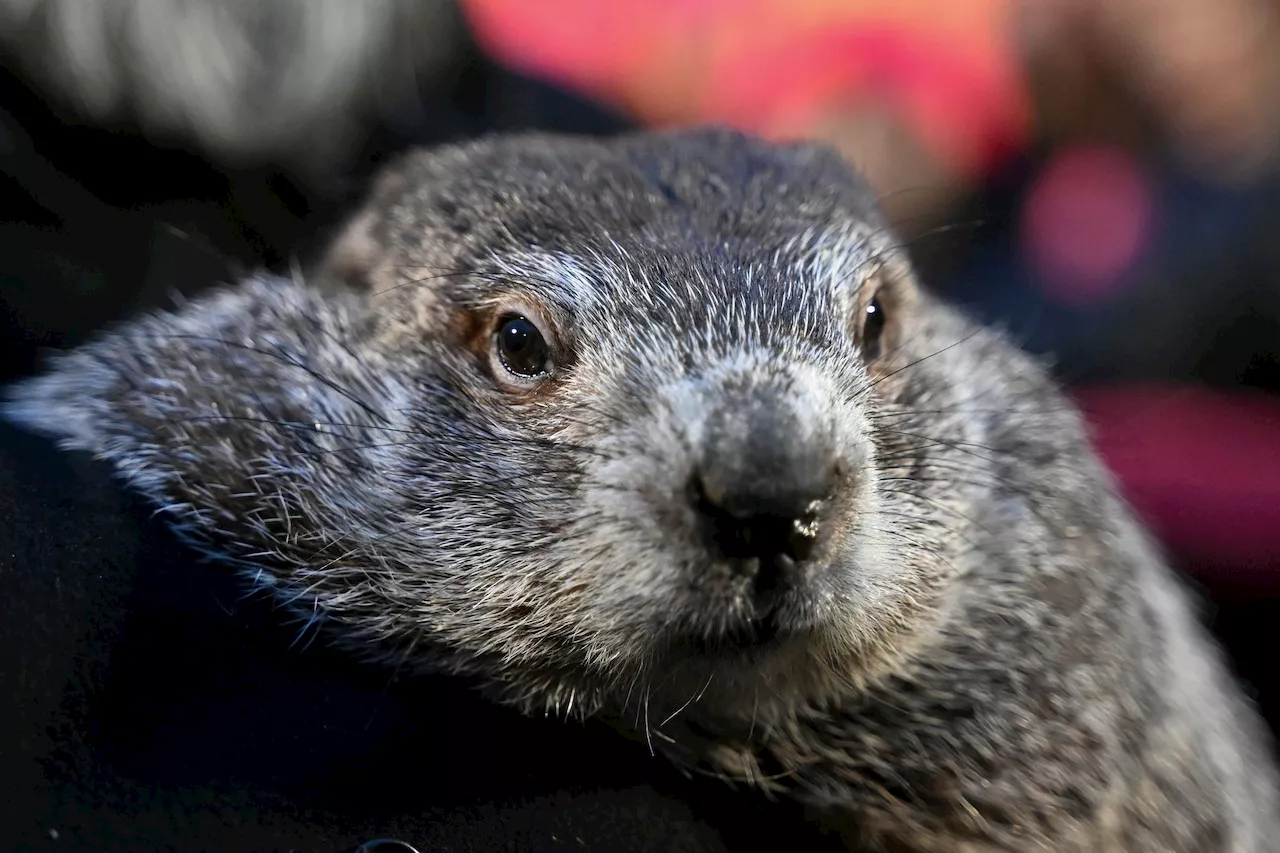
[6,128,1279,851]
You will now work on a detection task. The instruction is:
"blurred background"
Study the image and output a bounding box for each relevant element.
[1,0,1278,727]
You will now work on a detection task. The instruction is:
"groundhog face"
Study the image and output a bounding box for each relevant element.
[6,129,993,721]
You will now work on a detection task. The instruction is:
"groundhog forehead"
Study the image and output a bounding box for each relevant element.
[320,127,892,292]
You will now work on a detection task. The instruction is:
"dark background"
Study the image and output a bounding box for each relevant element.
[1,13,1278,853]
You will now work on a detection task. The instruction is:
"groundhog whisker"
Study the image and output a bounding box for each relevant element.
[876,428,1007,461]
[135,333,391,425]
[875,489,994,536]
[872,506,994,557]
[875,455,1059,501]
[567,398,651,431]
[866,382,1054,419]
[869,403,1079,421]
[864,523,961,576]
[877,464,1067,534]
[866,376,1081,420]
[883,216,986,245]
[158,414,612,460]
[864,329,987,393]
[368,266,480,296]
[326,498,604,562]
[877,471,1054,506]
[279,441,609,479]
[277,439,423,457]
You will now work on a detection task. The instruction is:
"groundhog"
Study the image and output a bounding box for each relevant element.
[6,128,1279,851]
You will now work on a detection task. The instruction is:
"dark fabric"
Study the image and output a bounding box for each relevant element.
[0,422,842,852]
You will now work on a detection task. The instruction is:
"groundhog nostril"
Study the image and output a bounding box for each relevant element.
[691,470,832,568]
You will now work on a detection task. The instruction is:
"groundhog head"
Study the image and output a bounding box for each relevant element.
[6,128,1003,727]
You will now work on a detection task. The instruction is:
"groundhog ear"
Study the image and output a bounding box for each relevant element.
[313,153,418,292]
[2,273,389,485]
[316,206,383,290]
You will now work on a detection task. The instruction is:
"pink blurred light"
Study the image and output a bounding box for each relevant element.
[1020,146,1154,307]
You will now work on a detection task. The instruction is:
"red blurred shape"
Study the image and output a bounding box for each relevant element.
[461,0,1030,181]
[1074,384,1280,589]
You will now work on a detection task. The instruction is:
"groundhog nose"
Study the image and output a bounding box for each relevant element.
[690,379,846,583]
[691,427,842,570]
[692,467,834,568]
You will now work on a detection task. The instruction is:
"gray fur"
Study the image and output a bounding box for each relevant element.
[6,128,1279,851]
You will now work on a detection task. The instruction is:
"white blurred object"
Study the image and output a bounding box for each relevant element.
[0,0,461,173]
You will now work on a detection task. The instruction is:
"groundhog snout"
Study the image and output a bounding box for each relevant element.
[690,383,846,584]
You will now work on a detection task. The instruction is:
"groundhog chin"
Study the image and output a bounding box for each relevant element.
[648,555,852,661]
[583,531,887,676]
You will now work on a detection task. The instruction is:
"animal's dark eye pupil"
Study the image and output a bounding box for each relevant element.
[863,296,887,361]
[502,318,533,353]
[496,314,550,378]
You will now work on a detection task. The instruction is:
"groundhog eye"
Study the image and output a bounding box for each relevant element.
[861,295,887,362]
[495,313,551,378]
